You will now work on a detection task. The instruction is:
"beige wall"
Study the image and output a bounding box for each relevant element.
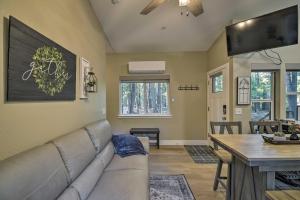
[0,0,107,160]
[207,31,235,121]
[107,52,208,141]
[207,31,230,71]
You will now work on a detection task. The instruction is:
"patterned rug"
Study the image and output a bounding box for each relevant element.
[184,145,218,164]
[150,175,195,200]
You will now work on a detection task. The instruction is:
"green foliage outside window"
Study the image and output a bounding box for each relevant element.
[120,81,169,115]
[251,72,272,100]
[251,72,273,121]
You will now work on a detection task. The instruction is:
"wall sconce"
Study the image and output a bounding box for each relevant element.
[85,70,97,93]
[80,57,97,99]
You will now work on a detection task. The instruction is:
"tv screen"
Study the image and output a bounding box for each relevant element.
[226,5,298,56]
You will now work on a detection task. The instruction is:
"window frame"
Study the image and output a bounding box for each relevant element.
[118,79,172,118]
[285,70,300,120]
[250,71,275,121]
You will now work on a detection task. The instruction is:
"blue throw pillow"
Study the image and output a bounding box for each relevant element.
[112,134,147,157]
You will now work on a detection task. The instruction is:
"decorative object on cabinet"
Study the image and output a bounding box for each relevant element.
[7,16,76,101]
[288,124,300,141]
[237,76,250,105]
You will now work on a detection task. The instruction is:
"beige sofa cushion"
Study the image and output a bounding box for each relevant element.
[105,154,148,172]
[57,188,80,200]
[99,142,115,168]
[138,137,150,153]
[52,129,96,181]
[87,169,149,200]
[71,142,114,200]
[104,137,148,172]
[71,155,105,200]
[85,120,112,153]
[0,144,69,200]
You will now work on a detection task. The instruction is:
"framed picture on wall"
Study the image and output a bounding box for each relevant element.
[237,76,251,105]
[7,16,76,101]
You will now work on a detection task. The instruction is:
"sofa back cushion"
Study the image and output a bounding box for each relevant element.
[52,129,96,181]
[85,120,112,153]
[57,187,80,200]
[71,154,105,200]
[70,142,114,200]
[0,144,69,200]
[99,142,115,168]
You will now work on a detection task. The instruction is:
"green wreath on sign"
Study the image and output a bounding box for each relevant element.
[32,46,69,96]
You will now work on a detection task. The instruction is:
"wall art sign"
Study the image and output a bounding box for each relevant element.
[237,76,251,105]
[7,16,76,101]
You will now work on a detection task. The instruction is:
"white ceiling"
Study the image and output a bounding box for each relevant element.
[89,0,299,53]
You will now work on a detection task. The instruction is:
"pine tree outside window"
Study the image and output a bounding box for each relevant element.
[285,71,300,120]
[119,79,170,116]
[251,71,274,121]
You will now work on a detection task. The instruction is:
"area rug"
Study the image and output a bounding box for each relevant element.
[184,145,218,164]
[150,175,195,200]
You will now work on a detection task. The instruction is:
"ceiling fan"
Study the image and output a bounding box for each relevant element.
[140,0,204,17]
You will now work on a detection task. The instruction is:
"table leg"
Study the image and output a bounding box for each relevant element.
[157,133,159,149]
[250,168,257,200]
[238,164,246,200]
[230,157,235,200]
[266,171,276,190]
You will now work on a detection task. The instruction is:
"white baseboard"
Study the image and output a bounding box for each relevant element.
[159,140,208,145]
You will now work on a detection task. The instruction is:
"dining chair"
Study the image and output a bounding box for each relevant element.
[210,121,242,200]
[249,121,282,134]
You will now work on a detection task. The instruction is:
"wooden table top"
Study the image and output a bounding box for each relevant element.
[210,134,300,166]
[266,190,300,200]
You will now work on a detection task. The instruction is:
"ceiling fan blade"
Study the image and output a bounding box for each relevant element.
[187,0,204,17]
[140,0,167,15]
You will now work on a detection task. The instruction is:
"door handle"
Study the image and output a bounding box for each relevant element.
[223,105,227,115]
[222,117,227,121]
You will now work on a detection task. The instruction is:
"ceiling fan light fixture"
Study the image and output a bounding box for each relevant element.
[179,0,190,7]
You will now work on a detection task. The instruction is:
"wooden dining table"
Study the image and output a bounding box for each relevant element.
[210,134,300,200]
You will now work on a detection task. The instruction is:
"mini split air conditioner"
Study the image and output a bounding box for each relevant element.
[128,61,166,74]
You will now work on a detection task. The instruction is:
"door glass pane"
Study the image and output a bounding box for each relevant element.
[251,102,272,121]
[212,74,223,93]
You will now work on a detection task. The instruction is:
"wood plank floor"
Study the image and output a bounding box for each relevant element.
[149,145,226,200]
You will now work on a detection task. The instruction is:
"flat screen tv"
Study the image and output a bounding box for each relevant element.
[226,5,298,56]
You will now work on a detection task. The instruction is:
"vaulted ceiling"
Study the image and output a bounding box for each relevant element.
[89,0,298,53]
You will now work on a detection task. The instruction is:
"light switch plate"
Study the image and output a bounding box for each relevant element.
[235,108,242,115]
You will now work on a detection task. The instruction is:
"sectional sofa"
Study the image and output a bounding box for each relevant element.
[0,120,149,200]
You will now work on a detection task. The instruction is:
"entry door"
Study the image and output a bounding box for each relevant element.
[207,63,230,135]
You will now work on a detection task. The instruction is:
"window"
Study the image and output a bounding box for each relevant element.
[285,71,300,120]
[212,73,224,93]
[120,80,170,116]
[251,71,274,121]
